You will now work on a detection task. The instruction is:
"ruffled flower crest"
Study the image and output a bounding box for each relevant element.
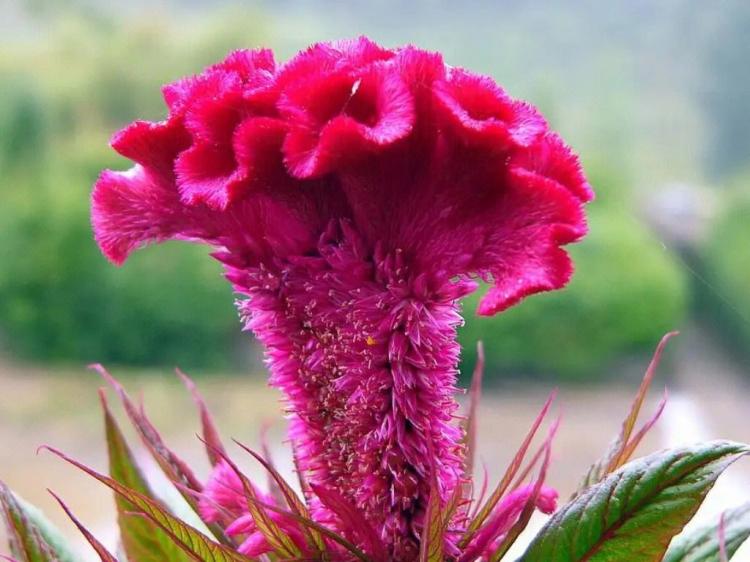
[91,37,591,560]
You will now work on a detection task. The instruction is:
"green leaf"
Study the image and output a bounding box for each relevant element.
[418,475,444,562]
[460,392,555,548]
[663,502,750,562]
[575,332,676,497]
[49,491,117,562]
[0,481,74,562]
[520,441,749,562]
[43,446,254,562]
[232,440,326,555]
[489,439,554,562]
[93,365,231,545]
[100,390,193,562]
[210,451,301,559]
[13,496,78,562]
[237,492,374,562]
[177,369,227,468]
[463,340,484,481]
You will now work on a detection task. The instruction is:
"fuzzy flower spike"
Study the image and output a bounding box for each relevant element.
[92,37,592,560]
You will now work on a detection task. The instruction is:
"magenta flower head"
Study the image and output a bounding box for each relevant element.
[91,37,591,560]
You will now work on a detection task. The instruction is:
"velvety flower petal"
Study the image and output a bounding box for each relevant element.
[434,68,546,149]
[212,48,276,80]
[474,166,589,315]
[509,131,594,202]
[173,61,280,209]
[91,166,192,265]
[276,36,395,90]
[238,532,270,558]
[335,134,587,317]
[110,118,190,179]
[280,61,414,178]
[163,48,276,116]
[175,143,242,210]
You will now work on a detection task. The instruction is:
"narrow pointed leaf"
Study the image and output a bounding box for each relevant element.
[418,472,446,562]
[290,440,311,503]
[511,417,561,492]
[461,392,555,546]
[464,341,485,480]
[576,332,677,496]
[100,390,192,562]
[311,484,387,562]
[232,440,325,554]
[206,443,302,559]
[663,502,750,562]
[521,441,749,562]
[258,425,286,507]
[93,366,203,492]
[239,494,374,562]
[48,491,117,562]
[92,365,230,544]
[42,447,254,562]
[618,390,668,466]
[12,497,77,562]
[0,482,66,562]
[489,424,556,562]
[177,369,227,468]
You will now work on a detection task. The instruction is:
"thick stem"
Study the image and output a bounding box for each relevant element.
[229,221,473,560]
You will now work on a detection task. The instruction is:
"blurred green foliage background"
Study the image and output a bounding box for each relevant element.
[0,0,748,380]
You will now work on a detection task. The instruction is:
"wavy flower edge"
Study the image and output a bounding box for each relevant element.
[90,37,592,560]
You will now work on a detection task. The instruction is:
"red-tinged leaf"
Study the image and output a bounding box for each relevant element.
[239,494,375,562]
[520,441,750,562]
[48,491,117,562]
[176,369,227,468]
[469,463,490,521]
[617,388,668,465]
[464,341,485,481]
[92,365,202,491]
[444,481,468,530]
[418,470,445,562]
[290,440,311,502]
[488,433,554,562]
[0,481,66,562]
[232,440,325,555]
[719,512,729,562]
[311,484,387,562]
[461,392,556,547]
[511,417,562,491]
[575,332,677,496]
[663,501,750,562]
[90,365,233,543]
[607,331,678,472]
[205,443,302,559]
[258,424,286,508]
[100,390,193,562]
[41,447,254,562]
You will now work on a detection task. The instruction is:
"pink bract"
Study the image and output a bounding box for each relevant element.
[91,37,591,560]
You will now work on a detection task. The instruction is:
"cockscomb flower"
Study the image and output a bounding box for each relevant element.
[91,37,592,560]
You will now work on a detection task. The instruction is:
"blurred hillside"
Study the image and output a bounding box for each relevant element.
[0,0,748,380]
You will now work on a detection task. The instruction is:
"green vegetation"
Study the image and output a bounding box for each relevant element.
[0,1,747,378]
[0,11,268,369]
[698,184,750,357]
